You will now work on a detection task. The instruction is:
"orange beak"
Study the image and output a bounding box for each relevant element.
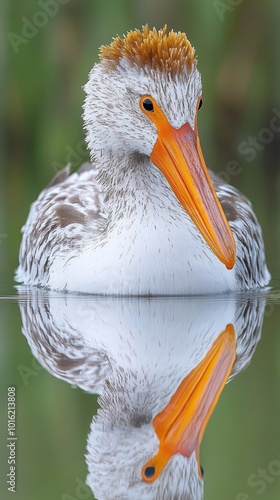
[142,325,236,482]
[144,98,236,269]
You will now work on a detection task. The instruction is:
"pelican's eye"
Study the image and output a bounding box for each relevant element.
[142,98,154,112]
[200,466,205,478]
[143,466,155,478]
[198,98,203,110]
[139,95,165,130]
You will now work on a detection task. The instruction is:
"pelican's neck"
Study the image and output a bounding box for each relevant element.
[94,149,179,221]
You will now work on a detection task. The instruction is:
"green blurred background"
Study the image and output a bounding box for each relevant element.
[1,0,280,499]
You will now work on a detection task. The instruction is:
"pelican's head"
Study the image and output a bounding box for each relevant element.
[83,25,236,269]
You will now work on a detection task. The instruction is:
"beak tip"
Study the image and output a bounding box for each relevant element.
[225,255,235,270]
[220,241,236,270]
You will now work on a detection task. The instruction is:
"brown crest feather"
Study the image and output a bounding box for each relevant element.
[99,25,196,75]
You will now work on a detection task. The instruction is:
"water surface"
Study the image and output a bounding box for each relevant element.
[1,282,280,500]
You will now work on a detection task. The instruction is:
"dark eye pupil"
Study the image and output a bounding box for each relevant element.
[143,98,154,112]
[144,466,155,478]
[198,99,203,110]
[200,466,205,478]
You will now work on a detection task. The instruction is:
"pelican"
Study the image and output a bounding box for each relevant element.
[16,26,270,294]
[18,291,267,499]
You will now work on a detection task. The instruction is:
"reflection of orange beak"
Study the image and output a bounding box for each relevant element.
[142,325,236,482]
[150,113,236,269]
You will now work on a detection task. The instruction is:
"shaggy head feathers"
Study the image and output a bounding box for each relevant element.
[99,25,196,76]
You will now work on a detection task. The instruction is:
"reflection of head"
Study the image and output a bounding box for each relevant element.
[86,374,204,500]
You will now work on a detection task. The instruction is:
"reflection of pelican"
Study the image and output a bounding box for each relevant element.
[16,26,270,294]
[18,290,267,499]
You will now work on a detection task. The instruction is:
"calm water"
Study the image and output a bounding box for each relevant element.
[1,271,280,500]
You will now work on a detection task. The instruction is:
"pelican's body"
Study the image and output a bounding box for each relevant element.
[16,27,270,294]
